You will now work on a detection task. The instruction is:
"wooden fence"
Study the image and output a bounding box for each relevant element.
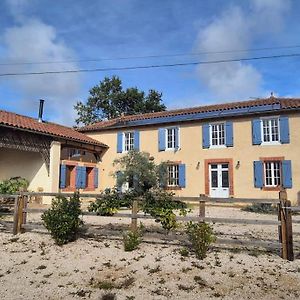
[0,190,296,261]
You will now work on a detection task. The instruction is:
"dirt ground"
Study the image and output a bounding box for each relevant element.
[1,205,300,300]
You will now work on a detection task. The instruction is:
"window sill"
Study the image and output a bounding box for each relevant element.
[165,186,182,190]
[62,187,76,192]
[260,142,281,146]
[262,186,282,191]
[209,145,227,149]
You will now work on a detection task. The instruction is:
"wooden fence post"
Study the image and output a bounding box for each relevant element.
[131,200,138,232]
[13,196,19,235]
[278,190,294,261]
[199,200,206,222]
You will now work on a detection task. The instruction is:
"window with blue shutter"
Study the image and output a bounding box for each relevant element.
[94,167,99,188]
[202,124,210,148]
[252,119,262,145]
[282,160,292,188]
[158,128,166,151]
[59,165,67,189]
[117,132,123,153]
[253,161,263,188]
[279,116,290,144]
[178,164,186,188]
[225,121,233,147]
[134,130,140,151]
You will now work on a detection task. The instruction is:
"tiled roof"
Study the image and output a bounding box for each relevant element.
[0,110,108,148]
[78,97,300,132]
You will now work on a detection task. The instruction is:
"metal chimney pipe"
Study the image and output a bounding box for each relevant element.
[38,99,45,122]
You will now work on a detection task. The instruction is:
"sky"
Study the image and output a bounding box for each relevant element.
[1,0,300,125]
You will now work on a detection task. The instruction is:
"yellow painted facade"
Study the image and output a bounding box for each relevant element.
[88,113,300,204]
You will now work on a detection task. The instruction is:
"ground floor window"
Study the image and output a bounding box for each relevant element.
[264,161,281,187]
[167,164,179,187]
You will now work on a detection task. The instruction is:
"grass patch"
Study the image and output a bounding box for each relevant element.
[241,203,277,214]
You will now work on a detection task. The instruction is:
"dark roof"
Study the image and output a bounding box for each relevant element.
[78,97,300,132]
[0,110,108,148]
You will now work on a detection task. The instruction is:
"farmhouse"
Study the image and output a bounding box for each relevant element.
[0,101,108,202]
[79,97,300,205]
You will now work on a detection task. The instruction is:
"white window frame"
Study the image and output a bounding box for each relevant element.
[123,131,134,152]
[209,122,226,148]
[264,161,281,187]
[167,164,179,187]
[260,117,280,145]
[165,127,179,150]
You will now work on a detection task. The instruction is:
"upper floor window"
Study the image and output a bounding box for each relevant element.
[202,121,233,149]
[124,132,134,152]
[69,149,85,157]
[252,116,290,145]
[117,131,140,153]
[167,164,179,186]
[210,123,225,147]
[261,118,279,143]
[166,128,177,149]
[158,127,179,151]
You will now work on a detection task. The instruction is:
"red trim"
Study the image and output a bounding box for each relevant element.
[204,158,234,196]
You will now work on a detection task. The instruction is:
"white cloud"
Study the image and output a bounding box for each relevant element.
[195,0,290,101]
[2,19,81,125]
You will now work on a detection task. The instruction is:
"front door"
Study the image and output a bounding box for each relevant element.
[209,163,229,198]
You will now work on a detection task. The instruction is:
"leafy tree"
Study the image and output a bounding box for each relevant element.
[113,150,167,195]
[74,76,166,125]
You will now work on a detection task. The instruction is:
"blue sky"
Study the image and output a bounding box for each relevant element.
[1,0,300,125]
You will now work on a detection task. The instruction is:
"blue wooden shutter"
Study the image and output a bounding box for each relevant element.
[282,160,292,188]
[202,124,210,148]
[117,132,123,153]
[158,128,166,151]
[75,166,81,189]
[134,130,140,151]
[81,166,87,188]
[225,121,233,147]
[252,119,262,145]
[94,167,99,188]
[253,161,264,188]
[178,164,186,188]
[279,116,290,144]
[59,165,67,188]
[175,127,179,149]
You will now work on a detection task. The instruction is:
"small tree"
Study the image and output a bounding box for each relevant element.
[113,150,166,195]
[42,192,83,245]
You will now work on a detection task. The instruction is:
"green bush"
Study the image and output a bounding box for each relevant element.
[0,177,29,194]
[241,203,277,214]
[88,188,133,216]
[41,192,83,245]
[123,230,141,251]
[186,222,216,259]
[141,189,189,232]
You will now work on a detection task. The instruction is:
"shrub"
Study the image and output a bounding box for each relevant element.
[242,203,277,214]
[0,177,29,194]
[141,189,189,232]
[88,188,133,216]
[186,222,216,259]
[41,192,83,245]
[123,230,141,251]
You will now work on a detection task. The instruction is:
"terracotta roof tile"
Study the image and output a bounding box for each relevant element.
[0,110,107,147]
[79,97,300,132]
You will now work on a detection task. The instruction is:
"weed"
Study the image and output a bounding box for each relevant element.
[194,276,207,287]
[148,265,161,274]
[101,293,116,300]
[158,278,166,284]
[181,267,192,273]
[179,247,189,257]
[36,265,47,270]
[178,284,194,292]
[123,230,141,252]
[249,248,261,257]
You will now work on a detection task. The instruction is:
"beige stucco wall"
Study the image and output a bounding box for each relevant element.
[87,113,300,204]
[0,148,51,192]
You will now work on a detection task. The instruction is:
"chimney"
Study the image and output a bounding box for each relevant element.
[38,99,45,122]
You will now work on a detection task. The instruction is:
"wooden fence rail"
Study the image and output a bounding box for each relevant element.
[0,190,296,261]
